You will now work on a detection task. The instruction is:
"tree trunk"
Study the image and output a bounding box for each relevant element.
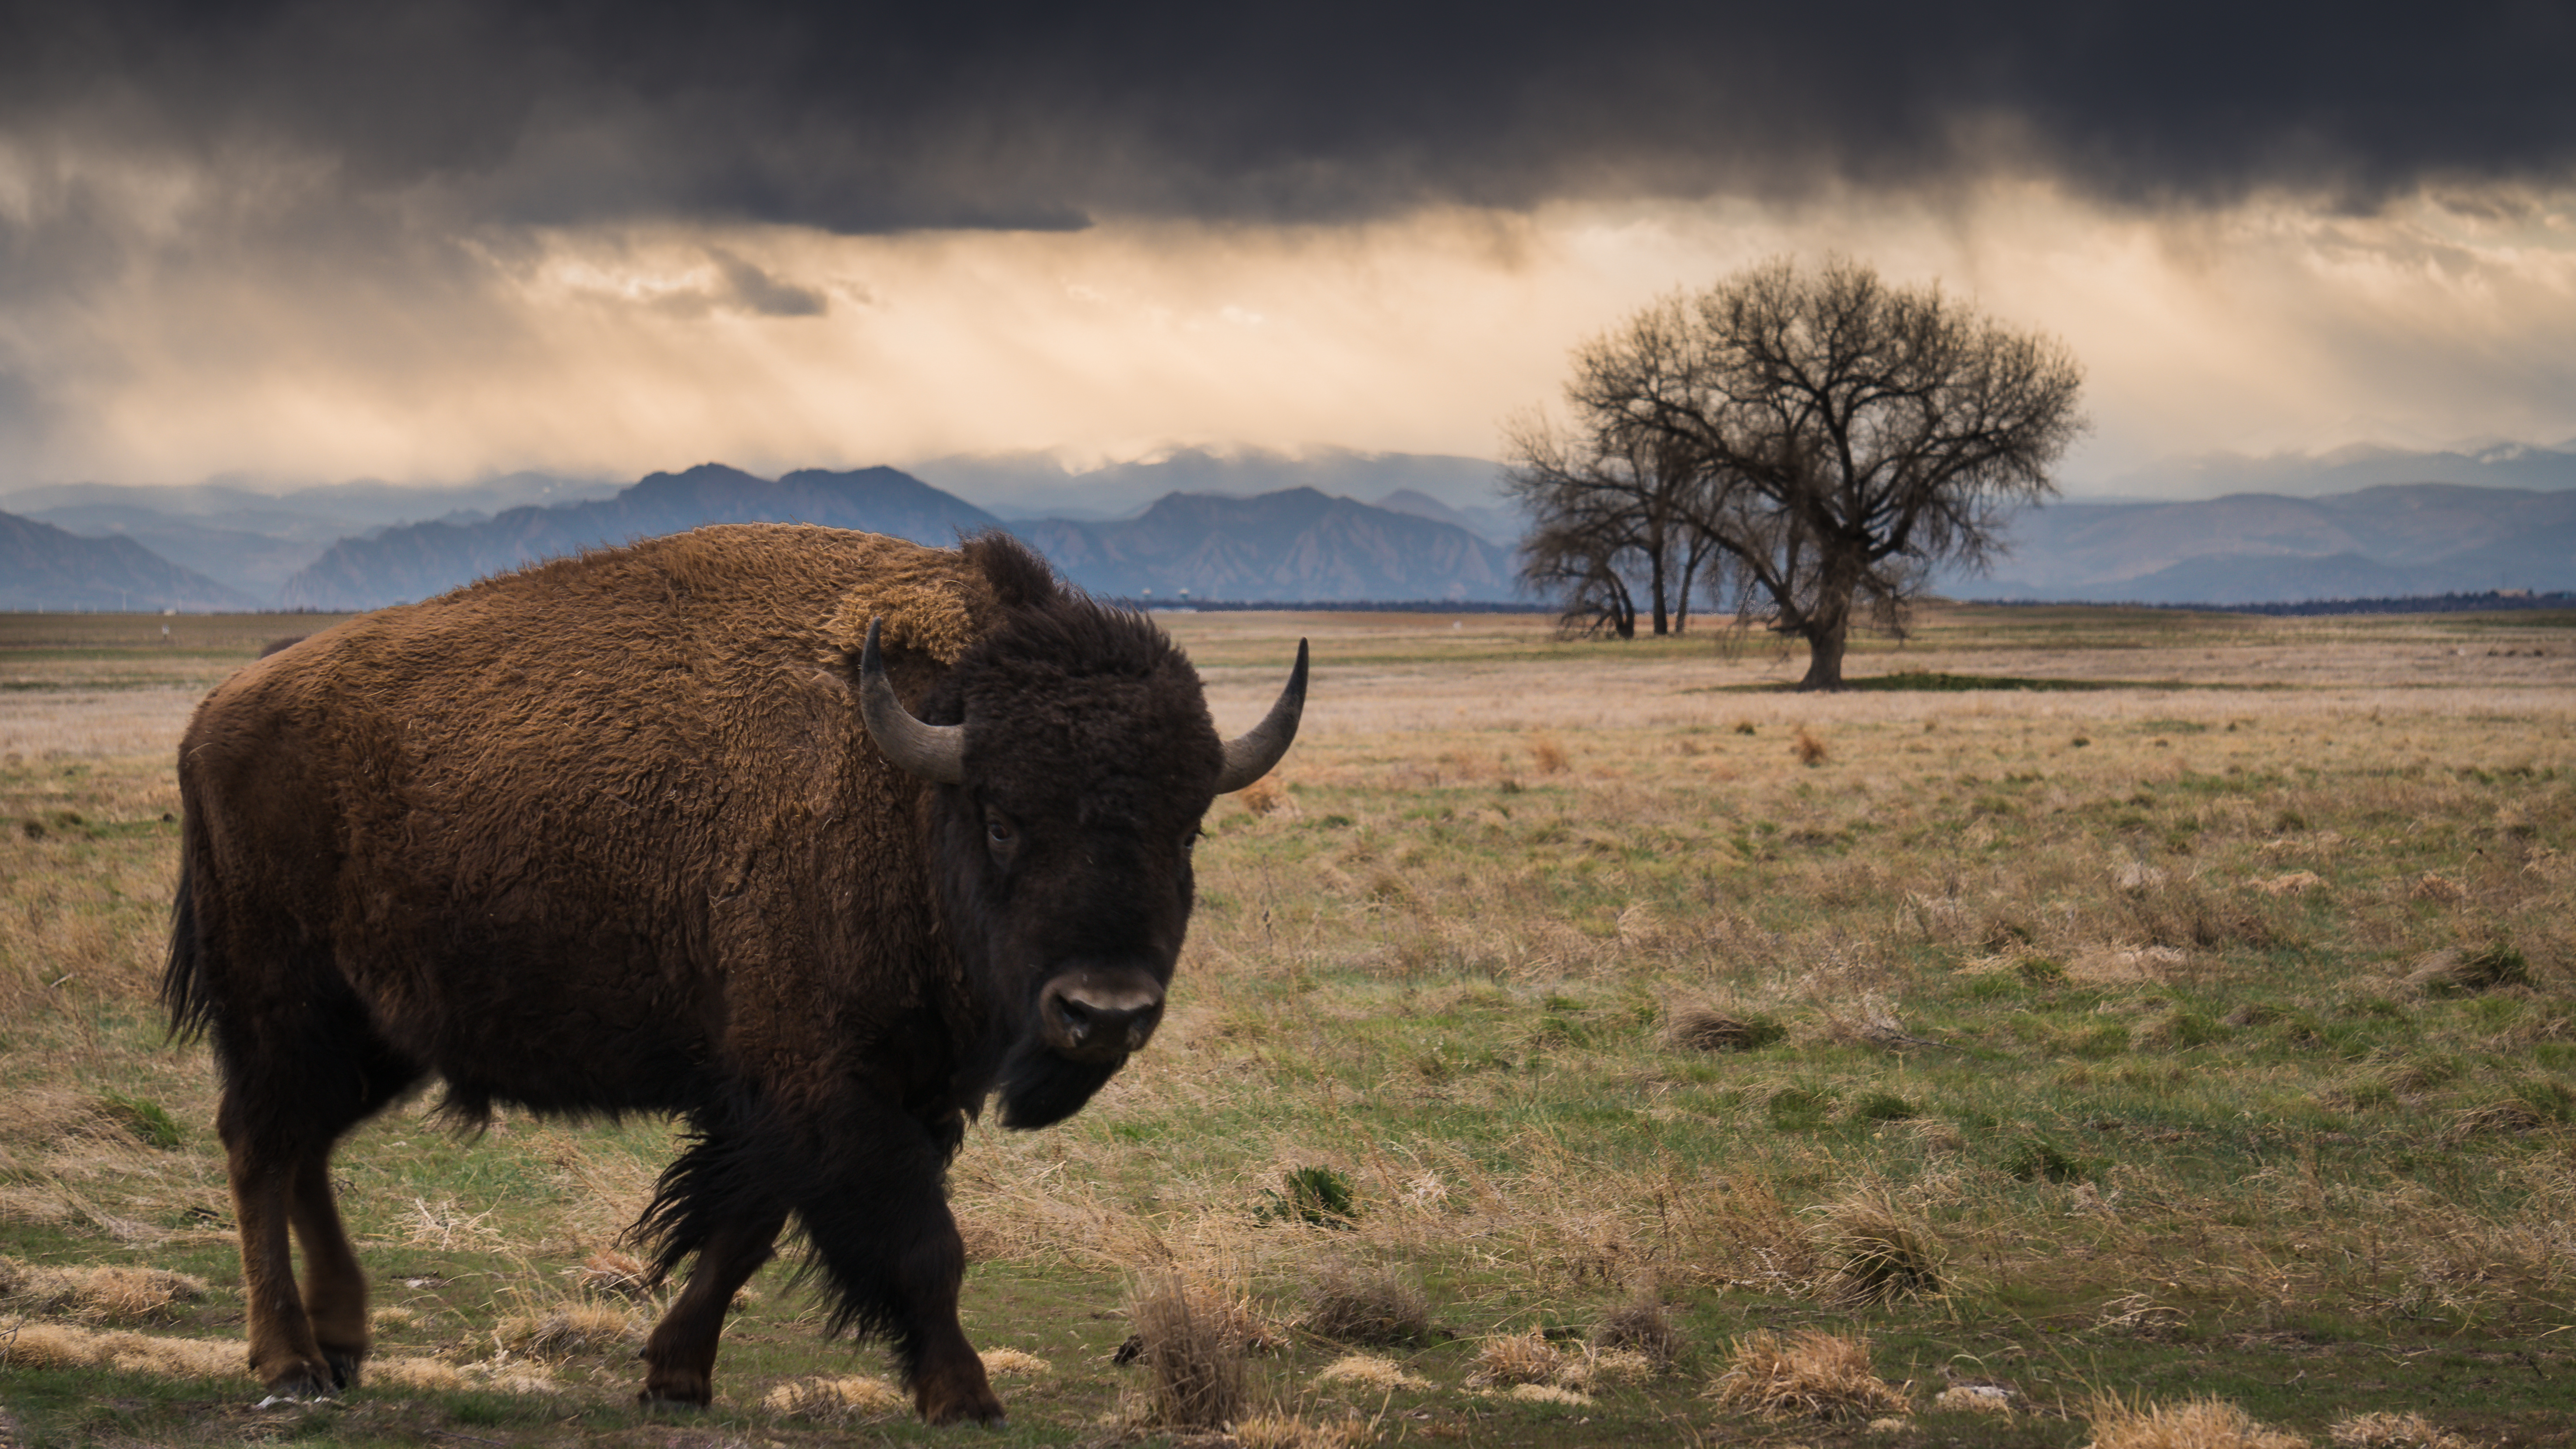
[1646,535,1671,637]
[1795,595,1851,690]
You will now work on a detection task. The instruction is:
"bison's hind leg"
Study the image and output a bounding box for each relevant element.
[215,1003,423,1396]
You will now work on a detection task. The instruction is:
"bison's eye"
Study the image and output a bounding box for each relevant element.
[984,810,1018,855]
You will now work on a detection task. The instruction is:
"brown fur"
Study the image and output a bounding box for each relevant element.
[165,525,1266,1424]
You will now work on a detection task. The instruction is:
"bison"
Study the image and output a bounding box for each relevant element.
[162,525,1306,1424]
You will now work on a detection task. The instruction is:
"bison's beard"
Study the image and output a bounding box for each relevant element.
[996,1040,1124,1129]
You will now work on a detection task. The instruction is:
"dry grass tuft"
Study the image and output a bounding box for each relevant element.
[2441,1099,2550,1145]
[1315,1353,1432,1391]
[1707,1328,1910,1422]
[0,1320,240,1378]
[1233,1412,1379,1449]
[456,1359,558,1395]
[1665,1007,1784,1053]
[2082,1393,2308,1449]
[2404,944,2530,995]
[2252,871,2325,897]
[1530,734,1570,774]
[1593,1294,1682,1368]
[1935,1384,2018,1414]
[1793,727,1830,766]
[1555,1346,1658,1393]
[2328,1410,2473,1449]
[372,1355,468,1391]
[762,1374,909,1423]
[1814,1191,1946,1305]
[1238,776,1293,817]
[980,1346,1051,1377]
[494,1301,641,1358]
[573,1248,656,1300]
[0,1258,207,1324]
[1466,1329,1562,1388]
[1301,1262,1431,1345]
[1502,1382,1593,1407]
[1128,1272,1247,1431]
[2092,1293,2192,1339]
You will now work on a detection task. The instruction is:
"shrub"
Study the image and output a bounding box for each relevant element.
[1301,1262,1431,1345]
[1262,1166,1359,1228]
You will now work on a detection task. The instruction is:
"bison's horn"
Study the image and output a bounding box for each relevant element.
[859,618,967,785]
[1213,639,1308,794]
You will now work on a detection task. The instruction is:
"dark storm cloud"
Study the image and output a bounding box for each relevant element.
[4,0,2572,230]
[707,251,827,317]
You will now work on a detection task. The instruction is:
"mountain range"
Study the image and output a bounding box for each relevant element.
[10,442,2576,613]
[907,446,1518,539]
[279,465,1004,610]
[1950,483,2576,604]
[0,511,258,611]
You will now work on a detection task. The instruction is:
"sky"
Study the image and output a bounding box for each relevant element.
[2,0,2573,500]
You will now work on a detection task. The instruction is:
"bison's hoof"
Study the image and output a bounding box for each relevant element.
[257,1359,339,1401]
[321,1347,366,1390]
[918,1385,1007,1427]
[638,1383,712,1410]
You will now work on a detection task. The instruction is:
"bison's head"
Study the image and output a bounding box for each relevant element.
[858,605,1304,1129]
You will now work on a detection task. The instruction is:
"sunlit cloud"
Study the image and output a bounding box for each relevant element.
[7,180,2576,494]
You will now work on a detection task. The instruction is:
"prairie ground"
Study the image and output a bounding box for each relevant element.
[3,603,2573,1447]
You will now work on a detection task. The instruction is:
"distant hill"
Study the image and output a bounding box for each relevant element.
[10,472,618,600]
[279,465,1004,609]
[2098,440,2576,500]
[276,466,1514,609]
[1368,488,1519,545]
[1018,487,1517,602]
[909,446,1508,523]
[1951,484,2576,604]
[0,510,258,611]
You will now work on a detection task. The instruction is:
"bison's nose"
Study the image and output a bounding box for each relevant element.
[1039,969,1165,1062]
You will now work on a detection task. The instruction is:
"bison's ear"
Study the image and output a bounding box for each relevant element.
[961,532,1060,610]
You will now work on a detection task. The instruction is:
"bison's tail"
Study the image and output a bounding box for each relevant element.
[161,821,217,1042]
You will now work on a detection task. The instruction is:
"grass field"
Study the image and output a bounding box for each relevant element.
[4,603,2573,1447]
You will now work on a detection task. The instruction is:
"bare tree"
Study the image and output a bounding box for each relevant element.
[1540,257,2085,689]
[1503,408,1716,638]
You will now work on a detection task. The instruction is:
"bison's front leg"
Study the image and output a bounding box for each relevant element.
[639,1205,788,1407]
[794,1133,1004,1425]
[887,1200,1002,1425]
